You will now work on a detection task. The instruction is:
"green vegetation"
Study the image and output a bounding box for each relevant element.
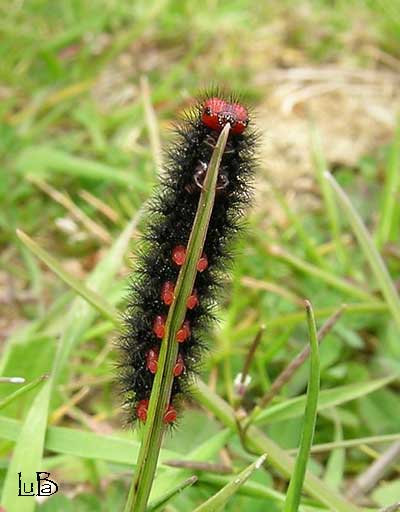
[1,1,399,511]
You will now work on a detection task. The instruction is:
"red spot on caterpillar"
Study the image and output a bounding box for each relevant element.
[153,315,166,339]
[161,281,175,305]
[163,404,177,424]
[187,289,199,309]
[197,254,208,272]
[146,347,159,374]
[136,399,149,422]
[173,353,185,377]
[176,320,191,342]
[137,399,177,424]
[172,245,186,266]
[202,97,249,135]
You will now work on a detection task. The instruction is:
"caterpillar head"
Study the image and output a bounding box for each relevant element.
[201,97,249,135]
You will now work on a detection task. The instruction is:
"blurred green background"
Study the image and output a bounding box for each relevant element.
[1,1,400,511]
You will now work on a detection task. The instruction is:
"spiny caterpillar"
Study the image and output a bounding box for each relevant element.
[119,92,257,425]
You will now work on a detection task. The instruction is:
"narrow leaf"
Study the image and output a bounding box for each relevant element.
[16,229,120,326]
[284,301,320,512]
[0,375,47,411]
[325,171,400,329]
[147,476,198,512]
[254,375,396,426]
[1,218,137,512]
[125,124,231,512]
[195,378,362,512]
[193,454,267,512]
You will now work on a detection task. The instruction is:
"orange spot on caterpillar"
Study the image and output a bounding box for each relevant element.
[187,289,199,309]
[161,281,175,305]
[173,353,185,377]
[146,347,159,374]
[136,399,149,422]
[172,245,186,266]
[197,254,208,272]
[153,315,166,339]
[163,404,177,424]
[176,320,191,343]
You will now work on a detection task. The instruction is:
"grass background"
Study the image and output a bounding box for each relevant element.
[1,0,400,510]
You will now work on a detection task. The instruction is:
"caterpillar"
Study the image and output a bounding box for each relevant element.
[119,92,257,425]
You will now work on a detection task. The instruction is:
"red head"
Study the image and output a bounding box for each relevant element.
[201,97,249,135]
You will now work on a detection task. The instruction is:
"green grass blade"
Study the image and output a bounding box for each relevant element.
[197,474,287,505]
[0,415,179,465]
[325,172,400,329]
[1,382,52,512]
[152,429,233,501]
[268,244,374,302]
[1,219,137,512]
[323,409,344,490]
[283,301,320,512]
[254,375,395,425]
[16,146,145,188]
[124,124,231,512]
[193,454,267,512]
[311,126,346,267]
[16,229,120,326]
[147,476,198,512]
[0,375,47,411]
[195,378,361,512]
[375,122,400,248]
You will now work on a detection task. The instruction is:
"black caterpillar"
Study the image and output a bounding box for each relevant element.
[119,93,257,425]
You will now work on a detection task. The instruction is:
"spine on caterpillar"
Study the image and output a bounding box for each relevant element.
[119,92,257,425]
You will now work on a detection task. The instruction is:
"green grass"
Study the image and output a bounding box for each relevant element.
[1,0,400,511]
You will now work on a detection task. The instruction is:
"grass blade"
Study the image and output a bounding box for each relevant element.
[325,171,400,329]
[0,375,47,411]
[193,454,267,512]
[1,218,137,512]
[16,229,120,326]
[16,146,144,188]
[254,375,395,425]
[283,300,320,512]
[147,476,198,512]
[311,126,346,267]
[195,378,360,512]
[375,122,400,248]
[0,415,179,465]
[124,124,231,512]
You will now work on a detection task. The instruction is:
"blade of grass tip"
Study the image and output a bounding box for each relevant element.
[16,229,120,327]
[375,121,400,249]
[0,375,47,411]
[311,125,346,268]
[147,476,198,512]
[193,454,267,512]
[1,218,137,512]
[283,300,320,512]
[124,124,231,512]
[325,171,400,330]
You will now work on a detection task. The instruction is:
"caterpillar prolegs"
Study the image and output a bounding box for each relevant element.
[119,93,257,425]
